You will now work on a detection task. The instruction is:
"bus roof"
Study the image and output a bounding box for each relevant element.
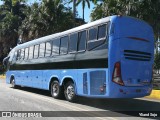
[12,16,112,51]
[12,15,151,51]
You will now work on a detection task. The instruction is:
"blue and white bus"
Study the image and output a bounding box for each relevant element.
[3,15,154,102]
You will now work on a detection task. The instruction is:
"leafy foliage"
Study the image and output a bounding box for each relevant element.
[19,0,74,42]
[154,52,160,69]
[0,0,27,61]
[70,0,98,21]
[0,0,75,61]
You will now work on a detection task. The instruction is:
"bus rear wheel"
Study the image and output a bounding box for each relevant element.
[64,81,77,102]
[51,81,63,99]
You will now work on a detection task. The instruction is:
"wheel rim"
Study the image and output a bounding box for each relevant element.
[52,83,59,97]
[66,85,74,100]
[11,79,15,88]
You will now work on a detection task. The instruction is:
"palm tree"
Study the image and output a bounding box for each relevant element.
[0,0,27,57]
[20,0,74,41]
[76,0,90,21]
[70,0,99,22]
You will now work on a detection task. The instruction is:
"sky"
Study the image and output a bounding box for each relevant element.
[0,0,95,22]
[65,1,95,22]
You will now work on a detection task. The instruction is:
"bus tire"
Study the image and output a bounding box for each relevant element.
[11,78,16,88]
[51,81,63,99]
[64,81,77,102]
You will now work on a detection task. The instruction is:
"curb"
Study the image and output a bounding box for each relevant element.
[146,90,160,99]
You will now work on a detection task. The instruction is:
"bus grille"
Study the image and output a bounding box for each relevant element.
[124,50,151,61]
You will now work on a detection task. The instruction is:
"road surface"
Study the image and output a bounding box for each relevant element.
[0,78,159,120]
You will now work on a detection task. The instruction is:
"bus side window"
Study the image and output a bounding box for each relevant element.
[52,38,60,56]
[24,48,29,60]
[39,43,45,58]
[34,44,39,59]
[17,50,21,60]
[69,33,78,53]
[12,52,17,63]
[60,36,68,54]
[88,24,107,50]
[28,46,34,59]
[45,41,52,57]
[89,27,97,41]
[20,49,25,60]
[98,24,107,39]
[78,30,86,52]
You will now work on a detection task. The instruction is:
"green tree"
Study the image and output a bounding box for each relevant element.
[70,0,98,21]
[19,0,74,42]
[154,52,160,69]
[76,0,98,21]
[137,0,160,40]
[0,0,27,59]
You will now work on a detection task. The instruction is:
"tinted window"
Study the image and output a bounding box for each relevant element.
[29,46,34,59]
[39,43,45,57]
[45,41,52,57]
[69,33,78,53]
[17,50,21,60]
[13,52,17,62]
[98,24,106,39]
[34,45,39,58]
[24,48,29,60]
[20,49,25,60]
[89,27,97,41]
[78,31,86,51]
[60,36,68,54]
[88,40,105,51]
[52,38,60,55]
[88,24,108,51]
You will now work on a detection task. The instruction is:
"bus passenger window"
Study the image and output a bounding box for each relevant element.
[34,45,39,58]
[89,27,97,41]
[39,43,45,58]
[20,49,25,60]
[17,50,21,60]
[60,36,68,54]
[98,24,107,39]
[45,41,52,57]
[29,46,34,59]
[52,38,60,55]
[88,24,107,51]
[69,33,78,53]
[78,31,86,51]
[24,48,29,60]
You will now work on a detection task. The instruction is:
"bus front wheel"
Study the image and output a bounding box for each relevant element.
[64,81,77,102]
[11,78,16,88]
[51,81,63,99]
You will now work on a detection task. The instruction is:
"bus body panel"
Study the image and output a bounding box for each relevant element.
[43,70,61,89]
[6,68,109,97]
[119,17,153,86]
[108,16,154,97]
[31,70,43,88]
